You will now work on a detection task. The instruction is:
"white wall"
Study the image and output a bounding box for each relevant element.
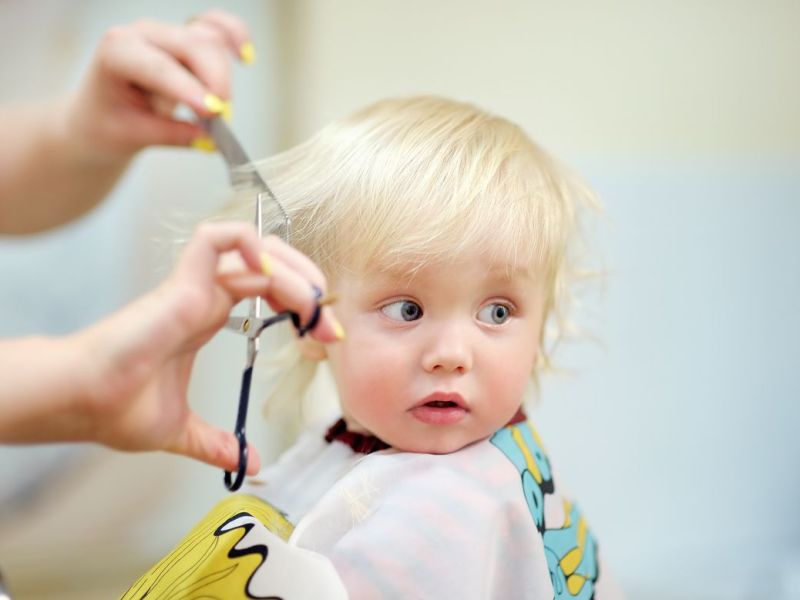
[278,2,800,599]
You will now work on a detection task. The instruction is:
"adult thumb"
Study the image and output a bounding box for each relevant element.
[171,413,262,475]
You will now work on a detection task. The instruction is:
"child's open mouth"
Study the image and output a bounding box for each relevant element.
[425,400,459,408]
[410,394,468,425]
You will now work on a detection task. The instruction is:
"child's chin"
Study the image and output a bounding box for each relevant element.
[394,433,486,455]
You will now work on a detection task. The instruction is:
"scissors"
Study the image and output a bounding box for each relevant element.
[204,117,324,491]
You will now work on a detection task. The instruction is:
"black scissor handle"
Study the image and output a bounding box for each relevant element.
[224,429,248,491]
[290,285,323,337]
[224,365,253,492]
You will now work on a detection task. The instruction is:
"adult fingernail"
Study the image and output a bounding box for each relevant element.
[260,251,273,275]
[331,316,346,341]
[191,136,216,152]
[240,41,256,65]
[203,93,225,115]
[221,100,233,122]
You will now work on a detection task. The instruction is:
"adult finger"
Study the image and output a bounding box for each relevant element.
[121,111,205,148]
[169,413,261,474]
[134,19,233,102]
[218,270,342,345]
[206,228,327,302]
[177,222,265,283]
[190,9,253,60]
[261,235,328,292]
[197,224,342,342]
[212,256,344,343]
[248,253,342,343]
[98,28,212,117]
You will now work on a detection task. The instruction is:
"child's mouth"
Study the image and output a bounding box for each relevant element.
[424,400,458,408]
[410,394,468,425]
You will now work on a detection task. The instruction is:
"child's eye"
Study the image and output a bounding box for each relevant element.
[381,300,423,322]
[477,303,512,325]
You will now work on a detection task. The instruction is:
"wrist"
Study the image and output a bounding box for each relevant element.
[53,330,105,442]
[0,334,96,443]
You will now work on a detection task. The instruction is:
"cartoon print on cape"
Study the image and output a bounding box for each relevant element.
[492,420,600,599]
[121,494,345,600]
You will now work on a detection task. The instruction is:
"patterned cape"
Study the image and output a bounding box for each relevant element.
[122,418,618,599]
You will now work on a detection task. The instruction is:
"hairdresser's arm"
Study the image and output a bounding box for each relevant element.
[0,10,252,235]
[0,223,342,473]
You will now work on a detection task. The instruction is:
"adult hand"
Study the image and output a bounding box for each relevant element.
[68,9,254,163]
[0,10,256,234]
[0,222,343,474]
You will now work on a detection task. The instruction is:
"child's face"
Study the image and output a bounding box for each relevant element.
[325,249,545,454]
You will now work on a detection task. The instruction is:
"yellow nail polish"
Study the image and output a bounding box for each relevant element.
[240,41,256,65]
[203,93,225,114]
[221,100,233,122]
[191,136,216,152]
[332,317,346,341]
[260,251,273,275]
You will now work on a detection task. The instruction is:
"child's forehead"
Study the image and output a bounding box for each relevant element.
[351,253,537,287]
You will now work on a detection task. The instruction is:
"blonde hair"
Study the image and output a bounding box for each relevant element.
[221,96,598,440]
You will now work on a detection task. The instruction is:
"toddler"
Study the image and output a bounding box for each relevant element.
[126,96,622,599]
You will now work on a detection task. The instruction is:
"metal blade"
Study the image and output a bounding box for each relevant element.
[203,118,268,190]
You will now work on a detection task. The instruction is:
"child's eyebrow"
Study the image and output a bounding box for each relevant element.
[365,262,536,289]
[482,263,535,282]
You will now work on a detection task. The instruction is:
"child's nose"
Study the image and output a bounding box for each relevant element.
[420,324,473,374]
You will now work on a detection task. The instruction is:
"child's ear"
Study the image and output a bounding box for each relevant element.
[296,335,328,361]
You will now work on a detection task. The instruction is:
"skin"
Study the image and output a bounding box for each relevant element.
[321,248,545,454]
[0,9,253,234]
[0,225,342,474]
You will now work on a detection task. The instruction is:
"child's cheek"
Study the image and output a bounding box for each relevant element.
[486,348,535,410]
[337,339,401,413]
[353,344,400,395]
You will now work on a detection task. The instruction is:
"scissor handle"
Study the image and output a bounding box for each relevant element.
[224,430,248,492]
[224,365,253,492]
[290,286,323,337]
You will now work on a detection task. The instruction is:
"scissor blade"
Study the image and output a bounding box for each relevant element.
[203,118,268,190]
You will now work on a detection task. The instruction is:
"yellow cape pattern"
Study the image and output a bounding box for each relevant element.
[121,494,294,600]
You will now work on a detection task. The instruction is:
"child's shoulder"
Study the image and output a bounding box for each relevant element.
[299,424,544,541]
[286,419,618,599]
[289,423,560,597]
